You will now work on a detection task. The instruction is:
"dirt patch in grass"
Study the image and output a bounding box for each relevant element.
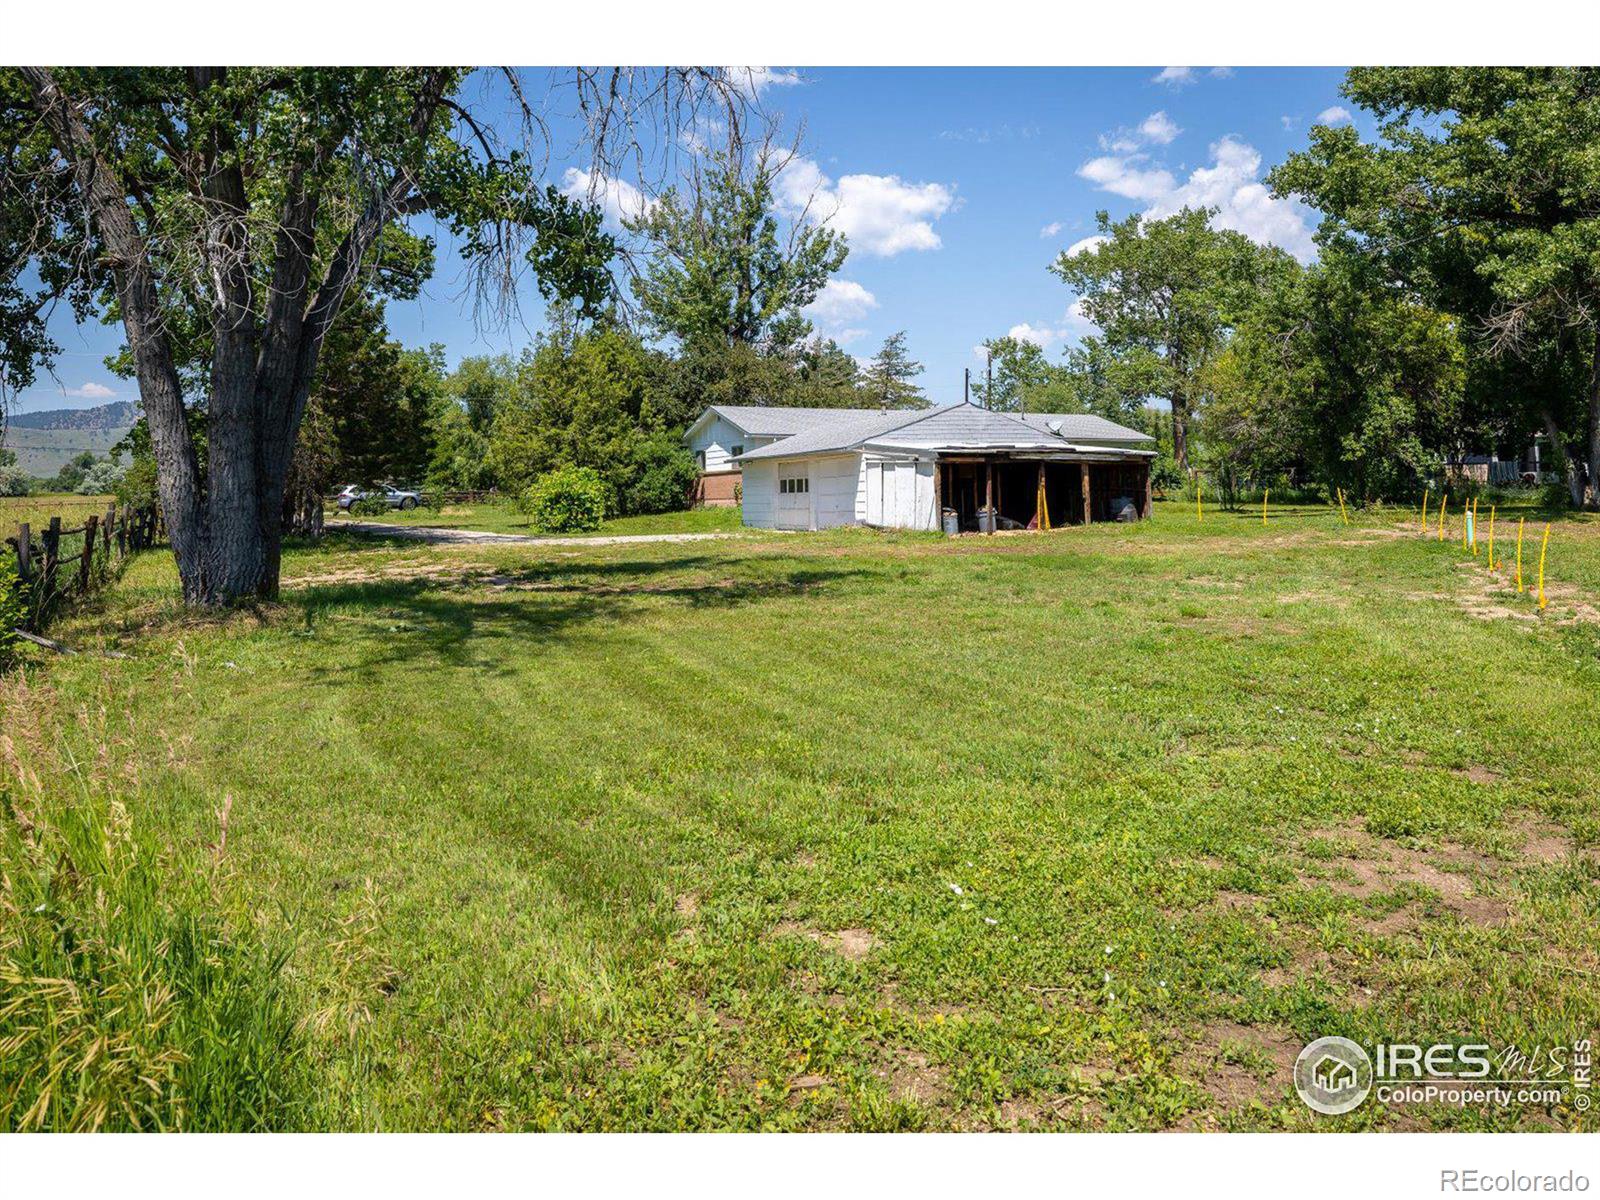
[873,1048,948,1107]
[1180,1020,1299,1111]
[289,559,496,589]
[1454,764,1504,785]
[774,921,880,960]
[674,892,699,918]
[1505,813,1575,865]
[1297,820,1507,926]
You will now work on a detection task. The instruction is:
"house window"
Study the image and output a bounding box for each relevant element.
[780,477,808,494]
[730,444,744,458]
[695,450,706,470]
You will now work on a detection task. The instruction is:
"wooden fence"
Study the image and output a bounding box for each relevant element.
[4,503,160,629]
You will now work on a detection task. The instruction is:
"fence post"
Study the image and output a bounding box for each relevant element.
[42,516,61,604]
[15,522,30,585]
[79,514,98,592]
[104,506,115,553]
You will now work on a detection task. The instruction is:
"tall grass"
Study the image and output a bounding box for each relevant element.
[0,675,319,1130]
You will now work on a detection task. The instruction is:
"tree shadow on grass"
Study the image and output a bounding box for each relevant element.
[286,553,873,676]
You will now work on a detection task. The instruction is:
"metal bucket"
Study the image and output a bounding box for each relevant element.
[942,509,959,535]
[976,509,995,533]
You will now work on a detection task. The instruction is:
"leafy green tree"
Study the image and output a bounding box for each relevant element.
[971,337,1065,412]
[1272,67,1600,506]
[793,337,868,407]
[447,354,520,435]
[862,331,927,409]
[488,324,656,511]
[0,67,724,603]
[1051,208,1291,472]
[628,137,847,354]
[424,394,496,493]
[1224,249,1465,500]
[1057,338,1165,424]
[50,450,98,493]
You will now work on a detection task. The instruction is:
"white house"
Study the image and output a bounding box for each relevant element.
[685,403,1157,533]
[683,405,892,506]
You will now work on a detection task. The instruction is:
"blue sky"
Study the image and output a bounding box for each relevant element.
[16,65,1359,414]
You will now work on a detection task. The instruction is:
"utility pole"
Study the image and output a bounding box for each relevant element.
[964,367,970,405]
[987,348,994,412]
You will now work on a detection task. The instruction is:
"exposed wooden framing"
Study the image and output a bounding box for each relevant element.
[1036,462,1046,529]
[1142,462,1152,518]
[933,457,944,533]
[1081,466,1092,525]
[984,461,994,534]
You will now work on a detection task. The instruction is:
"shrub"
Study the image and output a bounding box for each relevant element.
[349,495,390,517]
[519,466,607,534]
[620,435,699,516]
[0,556,24,668]
[113,456,159,511]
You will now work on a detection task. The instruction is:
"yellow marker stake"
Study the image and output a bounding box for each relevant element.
[1470,497,1479,555]
[1515,517,1525,592]
[1536,523,1550,610]
[1487,506,1496,571]
[1196,479,1202,523]
[1438,495,1448,542]
[1337,488,1348,525]
[1262,489,1269,526]
[1420,491,1430,534]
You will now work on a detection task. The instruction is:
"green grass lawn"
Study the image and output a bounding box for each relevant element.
[326,501,744,538]
[5,500,1598,1131]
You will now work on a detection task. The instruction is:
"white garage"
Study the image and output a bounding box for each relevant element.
[725,402,1156,533]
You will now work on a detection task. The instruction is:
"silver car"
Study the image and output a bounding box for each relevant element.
[337,484,421,511]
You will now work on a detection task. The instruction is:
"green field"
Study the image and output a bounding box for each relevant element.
[4,500,1597,1131]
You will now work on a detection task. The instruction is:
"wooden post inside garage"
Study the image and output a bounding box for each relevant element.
[1142,460,1152,518]
[934,458,943,533]
[984,460,994,534]
[1081,464,1092,525]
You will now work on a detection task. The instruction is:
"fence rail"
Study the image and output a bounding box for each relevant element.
[4,503,160,629]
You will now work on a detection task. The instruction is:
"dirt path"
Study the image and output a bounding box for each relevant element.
[332,521,758,548]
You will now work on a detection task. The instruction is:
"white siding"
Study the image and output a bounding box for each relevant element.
[742,450,935,532]
[861,454,936,531]
[685,416,775,474]
[740,459,778,528]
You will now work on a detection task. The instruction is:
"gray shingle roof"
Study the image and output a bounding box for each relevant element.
[1015,412,1154,443]
[734,403,1153,463]
[736,409,929,461]
[702,405,891,437]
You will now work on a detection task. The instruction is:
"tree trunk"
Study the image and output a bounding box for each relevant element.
[1585,335,1600,510]
[1171,395,1189,474]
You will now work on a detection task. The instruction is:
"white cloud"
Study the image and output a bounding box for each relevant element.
[1316,105,1353,125]
[1210,67,1235,78]
[63,382,115,399]
[1281,115,1296,131]
[803,278,879,329]
[1077,155,1176,201]
[560,168,654,229]
[1143,136,1317,261]
[1040,221,1063,238]
[978,301,1099,357]
[722,67,802,99]
[1153,67,1197,87]
[1065,234,1108,257]
[778,157,955,257]
[1139,111,1182,145]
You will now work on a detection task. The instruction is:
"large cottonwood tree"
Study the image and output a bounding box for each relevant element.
[0,67,735,603]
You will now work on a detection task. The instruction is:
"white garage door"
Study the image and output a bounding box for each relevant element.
[775,470,811,529]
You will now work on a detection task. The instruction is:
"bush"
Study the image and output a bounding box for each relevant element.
[519,466,607,534]
[76,460,126,496]
[349,495,390,517]
[620,435,699,516]
[113,456,159,511]
[0,555,24,668]
[0,466,32,497]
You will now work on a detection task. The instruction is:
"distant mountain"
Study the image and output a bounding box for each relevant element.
[8,400,138,431]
